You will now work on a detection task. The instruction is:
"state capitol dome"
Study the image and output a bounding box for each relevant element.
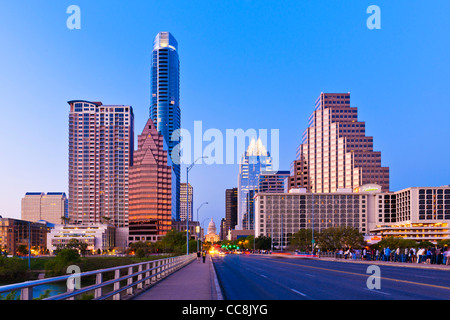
[205,218,220,243]
[207,218,216,235]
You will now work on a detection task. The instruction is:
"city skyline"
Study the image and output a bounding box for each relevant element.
[0,1,449,230]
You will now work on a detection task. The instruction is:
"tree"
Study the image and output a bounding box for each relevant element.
[316,226,366,251]
[290,229,313,251]
[254,236,271,250]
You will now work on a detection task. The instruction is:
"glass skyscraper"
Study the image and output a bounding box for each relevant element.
[150,32,181,221]
[237,138,272,230]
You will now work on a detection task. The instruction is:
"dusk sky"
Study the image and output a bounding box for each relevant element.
[0,1,449,228]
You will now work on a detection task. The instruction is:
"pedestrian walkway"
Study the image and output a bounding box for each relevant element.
[133,254,223,300]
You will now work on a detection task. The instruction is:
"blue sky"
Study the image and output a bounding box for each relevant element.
[0,1,449,228]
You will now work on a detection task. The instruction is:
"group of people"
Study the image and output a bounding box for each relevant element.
[196,250,207,263]
[347,246,450,265]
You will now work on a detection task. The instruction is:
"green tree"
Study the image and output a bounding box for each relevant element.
[45,248,80,276]
[290,229,313,251]
[316,226,366,250]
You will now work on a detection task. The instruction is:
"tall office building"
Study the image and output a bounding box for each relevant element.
[21,192,68,225]
[128,118,173,243]
[237,137,272,230]
[150,32,181,221]
[258,171,290,193]
[225,188,238,234]
[68,100,134,227]
[180,183,193,222]
[291,93,389,193]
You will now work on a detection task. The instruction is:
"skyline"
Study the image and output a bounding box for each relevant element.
[0,1,449,228]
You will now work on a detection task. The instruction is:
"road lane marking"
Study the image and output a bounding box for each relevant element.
[364,288,391,296]
[265,259,450,291]
[290,288,307,296]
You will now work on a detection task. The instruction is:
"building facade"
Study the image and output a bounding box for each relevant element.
[258,171,290,193]
[291,93,389,193]
[255,184,450,248]
[47,224,115,254]
[237,137,272,230]
[0,218,48,256]
[68,100,134,228]
[21,192,68,225]
[128,118,173,244]
[225,188,238,234]
[255,189,368,249]
[369,186,450,242]
[150,31,181,221]
[180,183,193,222]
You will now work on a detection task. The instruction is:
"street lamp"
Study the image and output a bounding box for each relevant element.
[186,156,208,255]
[196,202,208,252]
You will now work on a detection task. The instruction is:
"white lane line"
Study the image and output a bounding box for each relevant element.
[290,288,307,297]
[364,288,391,295]
[260,274,268,278]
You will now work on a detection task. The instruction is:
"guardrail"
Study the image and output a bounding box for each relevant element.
[0,254,195,300]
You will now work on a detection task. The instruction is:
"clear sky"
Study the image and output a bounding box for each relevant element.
[0,1,449,229]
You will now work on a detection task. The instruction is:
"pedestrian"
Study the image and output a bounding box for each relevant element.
[197,251,201,262]
[426,248,432,264]
[385,247,391,262]
[445,248,450,265]
[202,250,206,263]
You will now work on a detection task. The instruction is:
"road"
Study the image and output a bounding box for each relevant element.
[212,254,450,300]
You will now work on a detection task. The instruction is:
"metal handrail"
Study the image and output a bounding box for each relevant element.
[0,254,195,300]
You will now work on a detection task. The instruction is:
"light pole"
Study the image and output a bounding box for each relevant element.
[196,202,208,252]
[186,156,208,255]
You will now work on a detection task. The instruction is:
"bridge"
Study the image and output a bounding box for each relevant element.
[1,253,449,300]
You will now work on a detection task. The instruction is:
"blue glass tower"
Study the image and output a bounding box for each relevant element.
[237,138,272,230]
[150,32,181,221]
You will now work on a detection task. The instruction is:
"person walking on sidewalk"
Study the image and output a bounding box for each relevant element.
[202,250,206,263]
[197,251,201,262]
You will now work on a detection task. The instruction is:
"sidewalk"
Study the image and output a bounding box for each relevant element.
[133,254,223,300]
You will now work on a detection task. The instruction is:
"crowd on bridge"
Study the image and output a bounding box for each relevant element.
[335,246,450,265]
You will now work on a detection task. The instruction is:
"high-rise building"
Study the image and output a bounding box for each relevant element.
[180,183,193,222]
[291,93,389,193]
[21,192,68,225]
[68,100,134,227]
[128,118,173,243]
[237,137,272,230]
[255,184,450,247]
[225,188,238,234]
[150,32,181,221]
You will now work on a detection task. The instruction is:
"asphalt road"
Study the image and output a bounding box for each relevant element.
[212,254,450,300]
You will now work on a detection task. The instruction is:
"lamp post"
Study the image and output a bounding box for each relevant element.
[196,202,208,252]
[186,156,208,255]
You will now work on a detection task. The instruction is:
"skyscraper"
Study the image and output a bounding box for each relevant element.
[258,171,290,193]
[180,183,193,222]
[291,93,389,193]
[150,31,181,221]
[225,188,238,234]
[128,118,173,243]
[237,138,272,230]
[68,100,134,227]
[21,192,68,225]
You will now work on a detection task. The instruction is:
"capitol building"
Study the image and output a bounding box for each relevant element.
[205,218,220,243]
